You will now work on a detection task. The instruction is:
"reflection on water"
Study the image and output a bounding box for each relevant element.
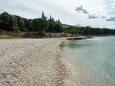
[60,36,115,86]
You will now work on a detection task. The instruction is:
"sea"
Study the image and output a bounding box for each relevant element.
[60,36,115,86]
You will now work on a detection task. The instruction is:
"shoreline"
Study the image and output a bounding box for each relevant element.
[58,39,89,86]
[0,38,87,86]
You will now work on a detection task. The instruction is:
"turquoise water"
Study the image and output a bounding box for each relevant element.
[60,36,115,86]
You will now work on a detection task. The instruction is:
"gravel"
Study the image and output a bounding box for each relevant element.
[0,38,87,86]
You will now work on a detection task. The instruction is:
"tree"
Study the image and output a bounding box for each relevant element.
[54,19,63,33]
[0,11,115,35]
[47,16,55,32]
[41,11,47,20]
[25,19,34,32]
[0,12,13,31]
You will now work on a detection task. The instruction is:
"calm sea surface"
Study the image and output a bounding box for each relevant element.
[60,36,115,86]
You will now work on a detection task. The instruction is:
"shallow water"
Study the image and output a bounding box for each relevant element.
[60,36,115,86]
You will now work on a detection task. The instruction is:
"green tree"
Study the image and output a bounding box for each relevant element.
[47,16,55,32]
[54,19,63,33]
[0,12,13,31]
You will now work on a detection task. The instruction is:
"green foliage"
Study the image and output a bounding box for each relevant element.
[0,11,63,33]
[0,11,115,36]
[64,26,115,35]
[0,12,13,31]
[12,26,20,32]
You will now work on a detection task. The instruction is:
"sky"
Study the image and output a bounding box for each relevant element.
[0,0,115,28]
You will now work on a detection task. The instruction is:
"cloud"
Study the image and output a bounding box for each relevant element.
[0,0,115,28]
[76,5,99,19]
[101,16,106,18]
[102,0,115,16]
[106,17,115,21]
[88,15,98,19]
[76,5,88,14]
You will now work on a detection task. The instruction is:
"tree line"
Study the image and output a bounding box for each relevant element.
[0,11,115,36]
[0,12,63,33]
[64,26,115,36]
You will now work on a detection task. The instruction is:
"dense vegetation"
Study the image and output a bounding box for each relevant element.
[64,26,115,36]
[0,11,115,36]
[0,12,63,33]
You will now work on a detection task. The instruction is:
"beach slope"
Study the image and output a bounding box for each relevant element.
[0,38,84,86]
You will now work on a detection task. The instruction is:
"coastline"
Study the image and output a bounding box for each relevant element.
[58,39,89,86]
[0,38,87,86]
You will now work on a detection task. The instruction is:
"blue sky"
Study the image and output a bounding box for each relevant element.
[0,0,115,28]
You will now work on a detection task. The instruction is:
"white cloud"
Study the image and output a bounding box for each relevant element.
[0,0,115,28]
